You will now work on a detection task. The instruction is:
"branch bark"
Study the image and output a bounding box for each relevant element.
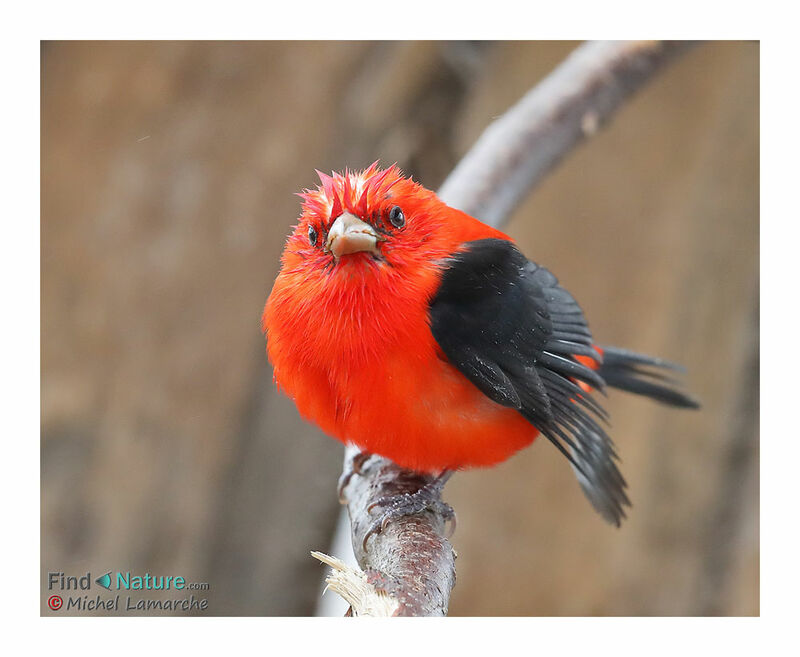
[331,40,697,617]
[438,40,697,226]
[334,447,456,616]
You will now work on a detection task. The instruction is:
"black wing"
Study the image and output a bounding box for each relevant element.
[429,238,628,525]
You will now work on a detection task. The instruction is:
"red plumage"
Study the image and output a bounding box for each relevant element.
[265,163,527,471]
[263,163,697,523]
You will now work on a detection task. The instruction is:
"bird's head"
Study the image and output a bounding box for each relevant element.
[282,162,453,278]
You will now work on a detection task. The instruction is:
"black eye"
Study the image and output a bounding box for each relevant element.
[388,205,405,228]
[308,225,318,246]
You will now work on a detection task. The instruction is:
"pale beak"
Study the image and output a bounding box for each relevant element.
[325,212,380,258]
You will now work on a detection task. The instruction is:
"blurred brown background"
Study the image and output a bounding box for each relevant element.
[41,41,758,616]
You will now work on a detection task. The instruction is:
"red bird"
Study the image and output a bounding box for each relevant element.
[263,163,697,530]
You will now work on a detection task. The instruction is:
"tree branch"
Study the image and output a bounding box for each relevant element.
[439,40,697,225]
[332,447,455,616]
[329,40,697,616]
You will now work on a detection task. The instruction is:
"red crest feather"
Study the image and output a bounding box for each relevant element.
[302,162,406,224]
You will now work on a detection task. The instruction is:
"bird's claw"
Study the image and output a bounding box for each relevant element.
[337,451,372,504]
[362,486,456,551]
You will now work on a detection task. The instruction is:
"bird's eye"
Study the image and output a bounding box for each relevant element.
[388,205,405,228]
[308,225,318,246]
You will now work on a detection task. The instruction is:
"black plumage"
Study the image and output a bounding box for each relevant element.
[429,238,698,526]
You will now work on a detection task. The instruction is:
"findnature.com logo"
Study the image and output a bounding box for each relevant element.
[45,571,211,613]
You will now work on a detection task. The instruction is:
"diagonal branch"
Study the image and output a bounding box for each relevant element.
[439,40,697,226]
[331,40,698,617]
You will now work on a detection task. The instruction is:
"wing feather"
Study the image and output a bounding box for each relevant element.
[429,238,629,525]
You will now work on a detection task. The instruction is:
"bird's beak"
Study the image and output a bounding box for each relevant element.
[325,212,380,259]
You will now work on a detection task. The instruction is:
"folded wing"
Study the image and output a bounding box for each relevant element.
[430,239,649,525]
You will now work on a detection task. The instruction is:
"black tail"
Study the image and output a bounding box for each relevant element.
[598,346,700,409]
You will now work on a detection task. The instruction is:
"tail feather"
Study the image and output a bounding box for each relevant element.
[598,346,700,409]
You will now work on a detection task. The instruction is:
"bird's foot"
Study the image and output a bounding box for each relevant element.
[337,451,372,504]
[362,471,455,550]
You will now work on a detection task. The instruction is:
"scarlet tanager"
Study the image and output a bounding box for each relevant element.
[263,163,698,530]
